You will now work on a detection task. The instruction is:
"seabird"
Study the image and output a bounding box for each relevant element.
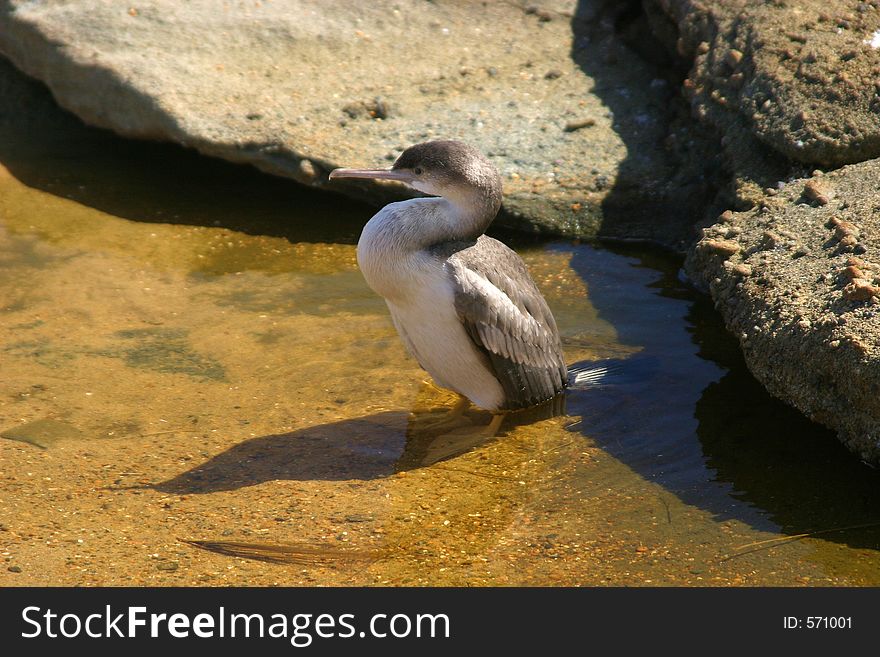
[329,140,566,436]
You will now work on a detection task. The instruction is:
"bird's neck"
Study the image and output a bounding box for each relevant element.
[373,192,499,250]
[437,187,501,243]
[357,194,498,303]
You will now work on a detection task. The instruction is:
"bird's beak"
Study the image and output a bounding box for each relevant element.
[328,168,414,184]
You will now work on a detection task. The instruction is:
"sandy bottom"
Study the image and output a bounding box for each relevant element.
[2,147,880,587]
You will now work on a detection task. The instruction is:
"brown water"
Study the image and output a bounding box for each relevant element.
[3,81,880,586]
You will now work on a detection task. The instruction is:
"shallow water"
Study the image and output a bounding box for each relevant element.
[2,102,880,586]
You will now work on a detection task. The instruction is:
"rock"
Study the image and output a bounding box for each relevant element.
[831,217,861,242]
[696,238,740,257]
[724,48,743,68]
[844,278,880,302]
[685,158,880,465]
[0,0,706,247]
[803,178,832,206]
[649,0,880,168]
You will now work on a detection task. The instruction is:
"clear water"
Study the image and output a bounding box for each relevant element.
[2,86,880,586]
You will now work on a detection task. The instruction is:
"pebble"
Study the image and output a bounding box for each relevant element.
[298,158,317,181]
[341,102,363,119]
[341,97,393,120]
[564,118,596,132]
[831,217,860,241]
[369,97,392,120]
[524,5,553,21]
[345,513,375,523]
[724,262,753,277]
[156,561,179,571]
[839,235,859,250]
[804,178,831,205]
[762,230,784,248]
[699,238,741,257]
[725,49,743,67]
[846,256,867,268]
[844,278,880,302]
[7,565,22,573]
[843,265,865,280]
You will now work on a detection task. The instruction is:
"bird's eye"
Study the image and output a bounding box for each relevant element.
[413,167,423,175]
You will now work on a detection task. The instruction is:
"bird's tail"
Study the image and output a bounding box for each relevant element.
[566,355,659,390]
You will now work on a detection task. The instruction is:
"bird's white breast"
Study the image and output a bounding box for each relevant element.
[356,201,505,411]
[385,270,506,412]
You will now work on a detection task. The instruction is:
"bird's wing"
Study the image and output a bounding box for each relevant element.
[435,236,567,410]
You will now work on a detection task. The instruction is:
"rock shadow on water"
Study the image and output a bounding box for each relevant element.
[568,1,724,249]
[692,317,880,552]
[564,243,880,551]
[0,57,368,246]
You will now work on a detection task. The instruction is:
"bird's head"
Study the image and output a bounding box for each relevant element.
[329,140,501,208]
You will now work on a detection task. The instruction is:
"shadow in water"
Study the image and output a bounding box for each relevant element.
[155,402,560,494]
[0,57,370,245]
[155,412,409,493]
[563,242,880,550]
[693,313,880,550]
[562,4,880,549]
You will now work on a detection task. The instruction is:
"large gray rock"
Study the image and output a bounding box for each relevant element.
[686,160,880,464]
[0,0,706,246]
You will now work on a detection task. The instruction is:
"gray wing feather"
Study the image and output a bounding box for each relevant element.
[431,236,567,410]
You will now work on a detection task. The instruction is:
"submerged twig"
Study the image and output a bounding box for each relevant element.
[720,521,880,562]
[657,495,672,524]
[180,538,385,566]
[430,464,519,482]
[141,429,203,436]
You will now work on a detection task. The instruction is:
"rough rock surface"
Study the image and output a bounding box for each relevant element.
[658,0,880,464]
[686,160,880,464]
[651,0,880,171]
[0,0,710,246]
